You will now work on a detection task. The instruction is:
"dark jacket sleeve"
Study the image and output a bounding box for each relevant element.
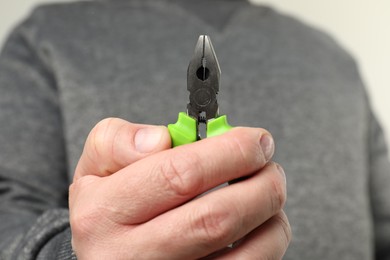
[0,11,73,259]
[368,112,390,259]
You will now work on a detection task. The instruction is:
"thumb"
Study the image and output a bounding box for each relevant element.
[74,118,171,181]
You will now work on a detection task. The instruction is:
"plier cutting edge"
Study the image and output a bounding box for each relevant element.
[168,35,232,147]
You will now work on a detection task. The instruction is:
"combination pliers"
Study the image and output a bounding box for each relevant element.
[168,35,232,147]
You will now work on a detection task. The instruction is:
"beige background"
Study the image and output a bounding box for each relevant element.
[1,0,389,154]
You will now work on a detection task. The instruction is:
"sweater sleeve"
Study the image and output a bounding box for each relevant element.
[0,11,73,259]
[368,112,390,259]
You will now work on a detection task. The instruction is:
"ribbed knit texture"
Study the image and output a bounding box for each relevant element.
[0,0,389,259]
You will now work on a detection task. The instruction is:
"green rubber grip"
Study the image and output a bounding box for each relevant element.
[207,115,233,137]
[168,113,233,147]
[168,112,197,147]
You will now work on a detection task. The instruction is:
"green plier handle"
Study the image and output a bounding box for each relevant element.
[168,112,232,147]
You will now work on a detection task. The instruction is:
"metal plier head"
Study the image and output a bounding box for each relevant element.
[168,35,231,147]
[187,35,221,123]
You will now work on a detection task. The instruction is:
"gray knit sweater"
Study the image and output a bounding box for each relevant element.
[0,0,389,259]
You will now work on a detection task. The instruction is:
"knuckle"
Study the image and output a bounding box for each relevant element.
[69,187,101,239]
[268,167,287,213]
[70,209,98,239]
[70,175,98,194]
[274,212,292,247]
[68,182,77,197]
[88,118,118,159]
[69,176,93,204]
[191,204,233,245]
[159,151,203,197]
[69,175,99,208]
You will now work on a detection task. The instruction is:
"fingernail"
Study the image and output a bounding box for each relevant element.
[260,134,274,161]
[134,127,164,153]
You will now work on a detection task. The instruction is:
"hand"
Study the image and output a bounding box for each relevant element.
[69,118,291,259]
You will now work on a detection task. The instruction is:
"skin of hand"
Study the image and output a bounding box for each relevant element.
[69,118,291,259]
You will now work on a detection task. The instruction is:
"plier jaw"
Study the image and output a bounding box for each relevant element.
[169,35,232,147]
[187,35,220,123]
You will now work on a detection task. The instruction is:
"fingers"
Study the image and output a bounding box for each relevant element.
[69,124,288,259]
[95,127,275,224]
[123,163,287,259]
[205,211,291,260]
[74,118,171,181]
[227,211,291,260]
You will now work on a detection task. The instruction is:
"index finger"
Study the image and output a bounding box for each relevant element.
[74,118,171,181]
[98,127,275,224]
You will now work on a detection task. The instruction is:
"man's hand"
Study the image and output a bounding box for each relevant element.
[69,118,291,259]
